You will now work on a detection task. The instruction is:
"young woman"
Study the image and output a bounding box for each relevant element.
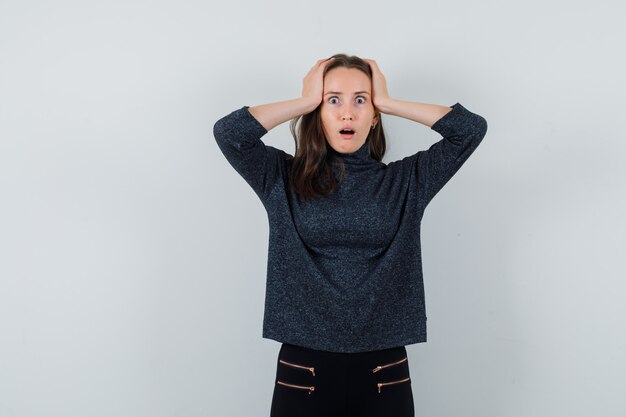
[213,54,488,417]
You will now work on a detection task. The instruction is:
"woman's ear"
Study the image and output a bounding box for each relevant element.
[372,113,380,127]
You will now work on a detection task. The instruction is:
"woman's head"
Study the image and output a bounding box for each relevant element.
[320,56,380,155]
[289,53,387,202]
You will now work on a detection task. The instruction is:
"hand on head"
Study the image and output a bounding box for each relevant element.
[363,59,391,111]
[300,56,392,114]
[301,57,335,109]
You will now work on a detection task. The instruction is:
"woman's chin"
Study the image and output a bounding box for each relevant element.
[330,140,365,154]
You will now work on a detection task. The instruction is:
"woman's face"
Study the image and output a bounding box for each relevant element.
[320,67,378,154]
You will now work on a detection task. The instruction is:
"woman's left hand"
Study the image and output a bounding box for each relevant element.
[364,59,391,112]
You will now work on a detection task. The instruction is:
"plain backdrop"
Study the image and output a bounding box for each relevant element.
[1,0,625,416]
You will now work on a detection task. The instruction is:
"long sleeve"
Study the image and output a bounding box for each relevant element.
[416,102,488,206]
[213,106,289,204]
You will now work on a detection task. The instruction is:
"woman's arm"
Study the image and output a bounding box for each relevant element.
[363,59,453,127]
[374,99,453,128]
[248,97,318,131]
[363,59,487,205]
[248,58,335,131]
[213,58,336,203]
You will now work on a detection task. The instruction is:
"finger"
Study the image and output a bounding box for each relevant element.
[309,59,327,74]
[306,57,334,78]
[313,58,334,74]
[365,59,379,69]
[319,57,334,66]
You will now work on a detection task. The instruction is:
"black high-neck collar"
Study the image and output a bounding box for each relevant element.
[329,141,375,165]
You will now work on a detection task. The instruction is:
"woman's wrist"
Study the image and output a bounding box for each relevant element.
[374,97,396,115]
[298,96,322,114]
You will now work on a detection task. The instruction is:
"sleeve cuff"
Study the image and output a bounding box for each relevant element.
[430,102,487,138]
[242,106,269,136]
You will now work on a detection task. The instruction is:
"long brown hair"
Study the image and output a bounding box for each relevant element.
[288,53,387,203]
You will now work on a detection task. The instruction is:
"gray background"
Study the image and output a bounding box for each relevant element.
[1,0,625,416]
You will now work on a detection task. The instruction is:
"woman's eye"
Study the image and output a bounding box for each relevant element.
[355,96,366,104]
[329,97,339,104]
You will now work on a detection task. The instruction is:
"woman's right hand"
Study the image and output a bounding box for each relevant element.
[247,58,335,131]
[301,57,335,109]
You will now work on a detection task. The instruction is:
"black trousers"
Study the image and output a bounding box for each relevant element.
[270,342,415,417]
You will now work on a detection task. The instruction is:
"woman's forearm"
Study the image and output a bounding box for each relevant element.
[247,58,334,131]
[376,98,453,128]
[248,97,319,131]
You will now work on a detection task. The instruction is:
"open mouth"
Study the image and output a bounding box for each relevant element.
[339,129,355,138]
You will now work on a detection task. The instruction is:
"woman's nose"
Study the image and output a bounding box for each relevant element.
[341,107,354,120]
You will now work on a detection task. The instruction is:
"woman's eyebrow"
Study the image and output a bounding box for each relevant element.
[324,91,371,96]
